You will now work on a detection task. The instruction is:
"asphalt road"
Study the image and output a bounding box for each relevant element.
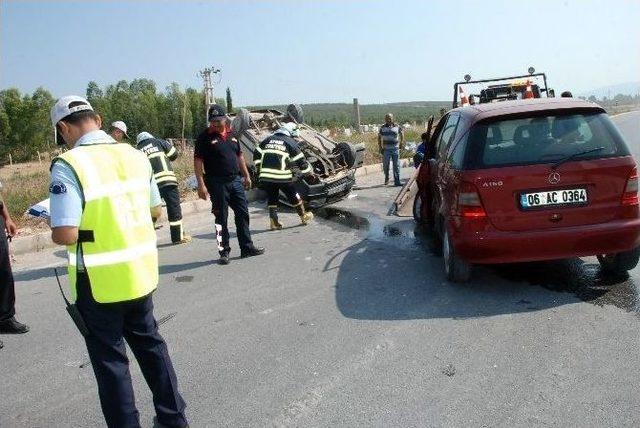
[2,111,640,428]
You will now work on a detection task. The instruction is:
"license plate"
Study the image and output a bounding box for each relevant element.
[520,188,587,208]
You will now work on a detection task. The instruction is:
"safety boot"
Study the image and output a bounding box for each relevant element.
[268,206,283,230]
[170,220,190,244]
[173,234,192,245]
[295,203,314,226]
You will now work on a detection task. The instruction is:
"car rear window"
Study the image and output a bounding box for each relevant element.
[464,111,629,169]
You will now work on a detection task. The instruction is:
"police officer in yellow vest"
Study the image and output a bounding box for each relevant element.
[49,96,188,428]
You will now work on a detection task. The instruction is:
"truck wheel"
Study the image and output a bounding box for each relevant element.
[443,228,471,283]
[597,247,640,275]
[413,193,422,223]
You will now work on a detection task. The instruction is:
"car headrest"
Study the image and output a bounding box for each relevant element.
[552,116,580,139]
[513,125,530,146]
[485,125,503,145]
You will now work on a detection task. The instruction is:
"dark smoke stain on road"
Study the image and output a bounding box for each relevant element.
[316,207,640,315]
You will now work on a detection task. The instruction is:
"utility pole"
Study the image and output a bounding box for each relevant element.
[352,98,361,133]
[199,66,221,109]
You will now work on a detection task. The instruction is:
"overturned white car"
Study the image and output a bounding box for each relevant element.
[229,104,365,208]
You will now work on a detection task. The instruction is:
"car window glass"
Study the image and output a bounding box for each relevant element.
[466,112,626,169]
[436,114,459,158]
[448,130,469,169]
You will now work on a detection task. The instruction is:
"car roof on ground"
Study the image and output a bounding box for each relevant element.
[453,98,605,122]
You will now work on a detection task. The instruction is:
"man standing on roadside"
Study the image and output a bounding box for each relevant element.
[378,113,404,186]
[0,184,30,349]
[49,95,188,428]
[194,104,264,265]
[108,120,129,142]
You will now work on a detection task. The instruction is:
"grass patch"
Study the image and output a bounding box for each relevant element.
[1,165,51,230]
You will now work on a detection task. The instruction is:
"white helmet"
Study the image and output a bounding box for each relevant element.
[110,121,128,137]
[136,131,154,144]
[275,122,299,137]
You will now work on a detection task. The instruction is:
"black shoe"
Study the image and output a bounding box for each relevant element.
[0,339,3,349]
[0,317,29,334]
[241,246,265,258]
[219,252,230,265]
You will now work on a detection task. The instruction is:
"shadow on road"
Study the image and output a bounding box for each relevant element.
[160,260,213,275]
[14,265,66,282]
[322,213,638,320]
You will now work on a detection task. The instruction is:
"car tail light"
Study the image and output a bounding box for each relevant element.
[622,167,639,206]
[458,182,487,218]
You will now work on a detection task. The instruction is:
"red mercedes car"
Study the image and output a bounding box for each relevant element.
[414,98,640,282]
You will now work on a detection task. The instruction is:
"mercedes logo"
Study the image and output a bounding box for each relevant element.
[548,172,561,184]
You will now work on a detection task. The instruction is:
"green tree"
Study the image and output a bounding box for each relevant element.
[0,87,55,161]
[226,87,233,113]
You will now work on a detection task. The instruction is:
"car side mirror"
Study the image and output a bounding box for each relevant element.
[548,89,555,98]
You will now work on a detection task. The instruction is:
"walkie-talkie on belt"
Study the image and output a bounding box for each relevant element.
[54,268,90,337]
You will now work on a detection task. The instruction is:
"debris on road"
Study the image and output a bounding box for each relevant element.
[442,364,456,377]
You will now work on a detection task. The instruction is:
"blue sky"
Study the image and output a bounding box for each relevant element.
[1,0,639,105]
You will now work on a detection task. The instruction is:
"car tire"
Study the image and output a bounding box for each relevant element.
[286,104,305,124]
[336,142,357,168]
[426,214,443,256]
[413,193,422,223]
[597,247,640,275]
[443,227,471,283]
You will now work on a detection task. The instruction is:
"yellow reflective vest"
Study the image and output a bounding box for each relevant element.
[54,140,159,303]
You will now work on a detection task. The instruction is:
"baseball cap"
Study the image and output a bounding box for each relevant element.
[111,121,129,137]
[136,131,154,144]
[50,95,94,126]
[207,104,227,122]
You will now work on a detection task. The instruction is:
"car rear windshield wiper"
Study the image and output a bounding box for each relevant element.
[551,146,606,169]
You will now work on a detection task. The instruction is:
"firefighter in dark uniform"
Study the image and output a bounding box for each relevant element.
[136,132,191,245]
[194,104,265,265]
[254,122,314,229]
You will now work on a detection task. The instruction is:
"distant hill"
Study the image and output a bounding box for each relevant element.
[580,82,640,99]
[244,101,450,127]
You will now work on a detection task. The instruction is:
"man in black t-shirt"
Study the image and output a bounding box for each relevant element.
[194,104,265,265]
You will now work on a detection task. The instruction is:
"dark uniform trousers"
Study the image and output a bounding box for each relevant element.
[0,216,16,322]
[205,176,253,255]
[263,182,300,206]
[159,184,184,243]
[75,272,187,428]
